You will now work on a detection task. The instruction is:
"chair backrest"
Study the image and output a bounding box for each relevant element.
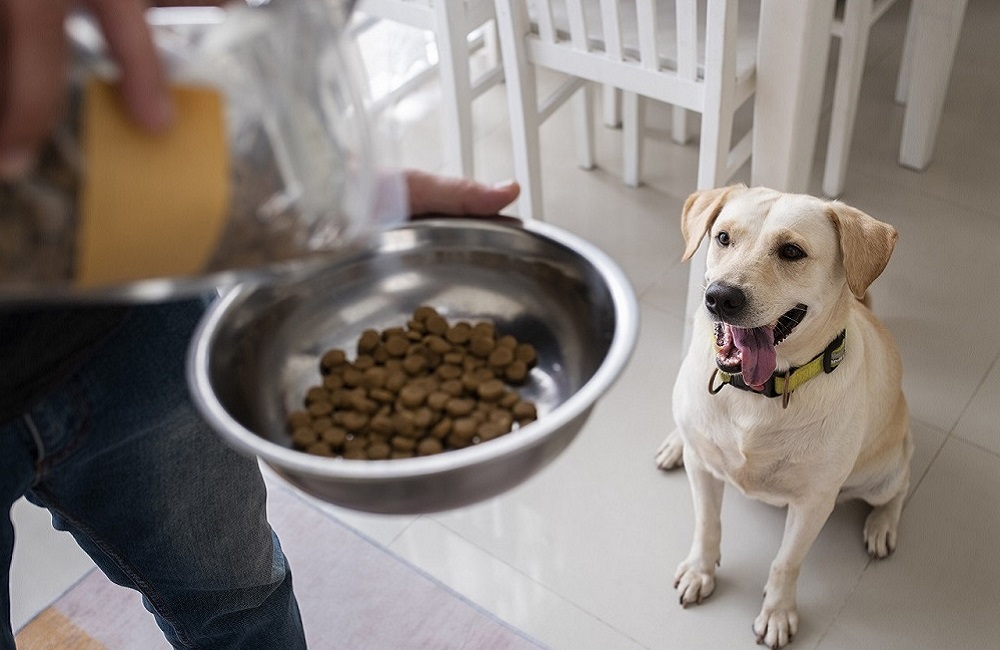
[519,0,757,113]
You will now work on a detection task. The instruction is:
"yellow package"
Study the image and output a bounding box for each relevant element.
[77,78,229,287]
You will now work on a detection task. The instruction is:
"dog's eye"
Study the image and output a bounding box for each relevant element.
[715,231,731,247]
[779,244,806,260]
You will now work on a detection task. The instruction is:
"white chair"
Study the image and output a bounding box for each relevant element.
[493,0,758,220]
[822,0,968,197]
[823,0,902,197]
[354,0,504,178]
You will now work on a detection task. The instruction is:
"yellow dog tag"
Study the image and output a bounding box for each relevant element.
[77,78,229,287]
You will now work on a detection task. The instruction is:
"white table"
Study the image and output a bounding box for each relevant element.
[750,0,968,192]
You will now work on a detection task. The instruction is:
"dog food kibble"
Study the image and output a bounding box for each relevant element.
[287,306,539,459]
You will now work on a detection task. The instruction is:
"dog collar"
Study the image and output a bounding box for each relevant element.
[708,330,846,408]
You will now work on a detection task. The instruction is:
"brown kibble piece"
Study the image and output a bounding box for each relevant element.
[320,349,347,373]
[516,343,538,367]
[477,420,509,441]
[393,411,417,438]
[320,348,347,372]
[477,378,506,401]
[369,413,393,435]
[468,335,495,357]
[496,334,517,349]
[413,305,439,322]
[399,384,427,408]
[292,427,318,447]
[472,321,495,339]
[308,400,333,417]
[424,313,448,335]
[341,411,369,432]
[513,400,537,421]
[367,442,391,460]
[357,329,380,353]
[341,367,363,388]
[321,427,348,447]
[310,417,333,432]
[391,435,417,452]
[417,437,443,456]
[288,410,312,429]
[445,322,472,344]
[445,398,475,417]
[505,359,529,384]
[431,418,452,438]
[305,441,335,457]
[488,346,514,368]
[384,335,409,357]
[385,370,408,393]
[424,335,451,354]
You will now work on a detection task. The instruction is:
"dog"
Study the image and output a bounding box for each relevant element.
[655,185,913,649]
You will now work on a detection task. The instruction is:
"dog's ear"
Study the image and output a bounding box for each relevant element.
[826,202,898,299]
[681,185,744,261]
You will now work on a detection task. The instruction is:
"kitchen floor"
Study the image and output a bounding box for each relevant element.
[13,1,1000,648]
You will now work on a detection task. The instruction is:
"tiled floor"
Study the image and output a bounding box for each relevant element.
[12,0,1000,648]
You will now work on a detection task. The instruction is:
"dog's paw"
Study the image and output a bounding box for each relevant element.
[673,560,716,607]
[655,430,685,470]
[863,506,900,558]
[753,602,798,649]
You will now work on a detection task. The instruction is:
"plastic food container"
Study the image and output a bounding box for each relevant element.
[0,0,392,303]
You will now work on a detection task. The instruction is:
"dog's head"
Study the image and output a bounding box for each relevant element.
[681,185,897,388]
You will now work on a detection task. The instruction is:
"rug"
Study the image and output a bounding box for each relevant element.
[15,475,545,650]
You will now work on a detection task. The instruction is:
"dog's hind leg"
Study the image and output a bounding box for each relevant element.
[863,486,906,558]
[655,429,685,470]
[863,425,913,558]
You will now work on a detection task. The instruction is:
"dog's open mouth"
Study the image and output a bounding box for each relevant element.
[714,304,808,389]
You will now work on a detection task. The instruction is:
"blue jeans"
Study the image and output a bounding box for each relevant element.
[0,298,306,649]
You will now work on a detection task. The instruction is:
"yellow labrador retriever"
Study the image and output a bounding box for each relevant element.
[655,185,913,649]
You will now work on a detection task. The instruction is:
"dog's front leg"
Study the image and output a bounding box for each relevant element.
[754,497,837,649]
[674,445,724,606]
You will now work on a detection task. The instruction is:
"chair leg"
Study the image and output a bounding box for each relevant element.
[697,0,738,190]
[823,0,875,198]
[623,91,643,188]
[894,0,918,105]
[573,84,596,170]
[672,107,692,145]
[434,1,476,178]
[603,85,621,128]
[494,0,544,219]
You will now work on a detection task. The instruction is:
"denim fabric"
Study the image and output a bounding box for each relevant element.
[0,298,306,649]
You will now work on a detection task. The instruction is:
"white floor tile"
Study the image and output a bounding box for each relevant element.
[815,436,1000,650]
[952,352,1000,456]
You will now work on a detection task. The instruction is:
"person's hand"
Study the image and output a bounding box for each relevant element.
[405,170,520,217]
[0,0,173,179]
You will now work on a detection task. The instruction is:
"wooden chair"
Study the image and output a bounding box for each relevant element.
[493,0,758,220]
[354,0,504,178]
[822,0,968,197]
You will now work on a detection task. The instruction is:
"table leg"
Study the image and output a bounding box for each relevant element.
[751,0,836,192]
[898,0,968,171]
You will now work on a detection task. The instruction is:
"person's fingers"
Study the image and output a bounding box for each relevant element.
[86,0,173,132]
[0,0,71,178]
[406,170,520,217]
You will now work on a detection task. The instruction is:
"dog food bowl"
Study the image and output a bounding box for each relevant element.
[187,217,638,513]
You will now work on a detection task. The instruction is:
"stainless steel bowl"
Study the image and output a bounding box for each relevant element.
[187,217,638,514]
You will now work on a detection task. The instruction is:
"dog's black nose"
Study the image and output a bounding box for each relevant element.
[705,282,746,320]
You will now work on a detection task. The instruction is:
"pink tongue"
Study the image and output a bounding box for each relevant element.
[732,326,776,388]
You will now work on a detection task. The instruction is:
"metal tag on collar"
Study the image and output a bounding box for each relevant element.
[823,330,847,374]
